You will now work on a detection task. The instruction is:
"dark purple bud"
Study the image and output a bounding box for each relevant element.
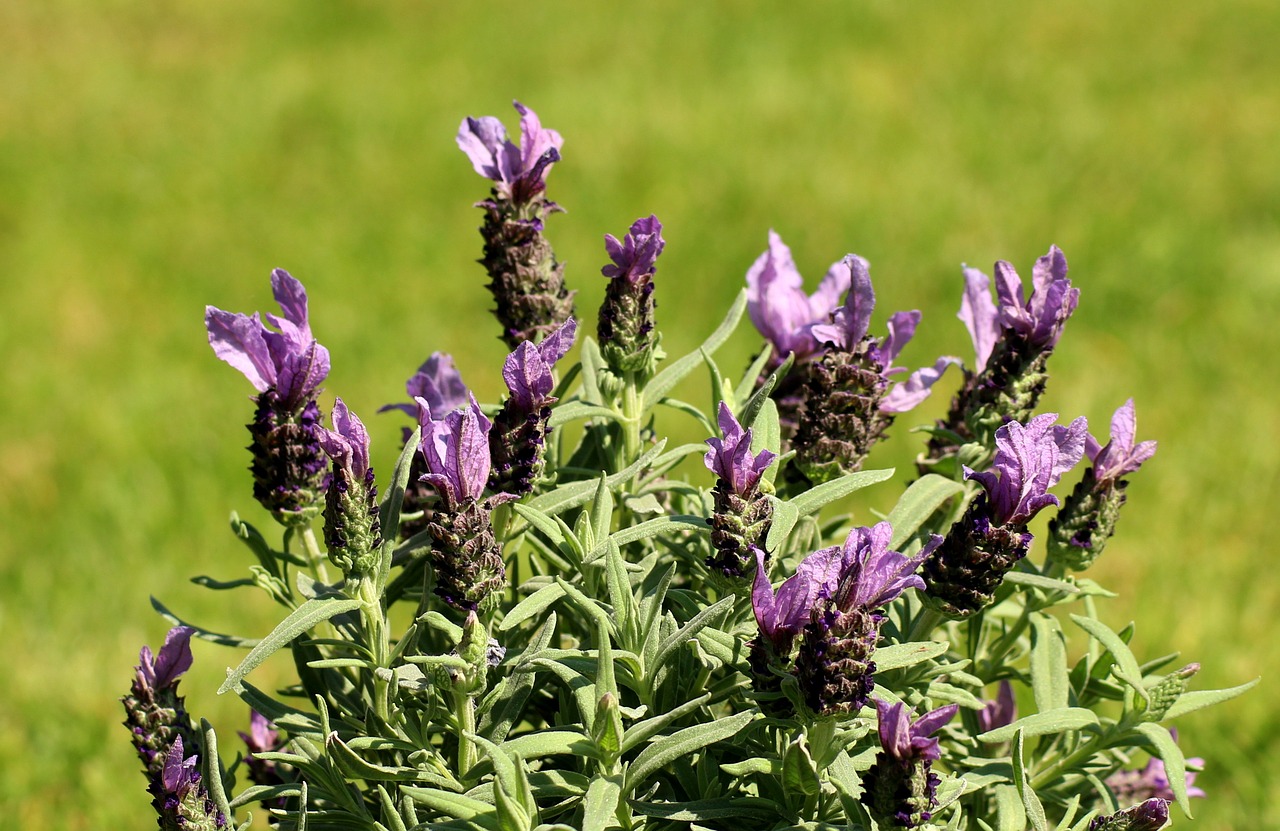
[321,399,382,575]
[381,352,470,419]
[965,413,1088,526]
[206,269,330,412]
[1086,398,1158,485]
[704,402,777,496]
[745,231,851,364]
[1088,798,1171,831]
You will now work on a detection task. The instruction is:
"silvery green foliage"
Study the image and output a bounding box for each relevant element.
[135,108,1257,831]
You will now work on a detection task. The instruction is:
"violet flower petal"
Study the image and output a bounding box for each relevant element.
[503,342,553,413]
[205,309,276,392]
[966,413,1088,525]
[746,231,814,357]
[537,317,578,367]
[811,255,874,350]
[876,310,921,368]
[881,356,961,414]
[836,522,933,610]
[601,216,665,283]
[1089,398,1158,482]
[959,266,1000,373]
[320,398,371,480]
[977,680,1017,734]
[456,115,508,181]
[704,402,777,495]
[514,100,564,175]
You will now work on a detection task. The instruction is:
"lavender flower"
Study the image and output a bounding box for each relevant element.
[793,255,955,483]
[417,396,508,610]
[381,352,470,419]
[123,627,198,783]
[489,317,577,496]
[750,524,938,715]
[922,247,1080,469]
[1088,799,1172,831]
[923,414,1087,618]
[459,101,574,348]
[238,710,285,800]
[861,699,959,829]
[976,680,1017,735]
[1050,399,1159,570]
[157,736,228,830]
[704,402,777,578]
[319,399,382,576]
[598,215,665,375]
[1105,729,1205,806]
[206,269,330,526]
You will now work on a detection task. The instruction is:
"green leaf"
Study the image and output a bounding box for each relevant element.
[582,774,623,831]
[217,597,362,694]
[579,336,605,406]
[993,784,1028,831]
[658,396,717,434]
[500,583,568,632]
[151,597,262,649]
[589,475,614,552]
[643,289,747,408]
[620,693,713,755]
[886,474,966,549]
[549,401,625,428]
[1134,722,1192,816]
[1070,615,1148,703]
[1011,730,1048,831]
[628,797,780,822]
[784,468,895,518]
[651,597,733,674]
[199,719,235,826]
[872,640,949,672]
[738,352,793,432]
[401,789,499,829]
[1030,615,1070,712]
[1005,571,1079,594]
[1161,677,1258,720]
[625,711,755,790]
[526,441,667,517]
[479,613,558,742]
[379,426,421,545]
[978,708,1100,744]
[734,342,776,407]
[498,728,599,763]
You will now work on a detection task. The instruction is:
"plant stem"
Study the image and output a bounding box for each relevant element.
[455,690,477,778]
[621,370,643,470]
[908,607,945,643]
[300,525,332,585]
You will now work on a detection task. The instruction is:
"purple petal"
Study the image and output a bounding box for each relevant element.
[514,100,563,175]
[704,402,775,494]
[994,259,1032,334]
[875,699,912,759]
[404,353,470,415]
[275,340,330,406]
[456,115,507,180]
[537,317,578,367]
[881,356,960,414]
[1092,399,1158,482]
[324,398,371,479]
[453,396,493,502]
[751,548,780,643]
[503,342,552,413]
[746,232,814,357]
[269,268,311,339]
[978,680,1017,733]
[812,255,874,350]
[876,310,920,367]
[909,703,959,761]
[206,308,276,392]
[807,259,854,324]
[146,626,195,690]
[959,266,1000,373]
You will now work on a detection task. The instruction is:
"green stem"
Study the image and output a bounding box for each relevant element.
[300,525,332,585]
[908,607,945,643]
[1029,728,1112,790]
[621,370,643,470]
[455,690,477,778]
[357,576,391,722]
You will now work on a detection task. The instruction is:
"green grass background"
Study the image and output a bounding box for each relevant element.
[2,1,1277,827]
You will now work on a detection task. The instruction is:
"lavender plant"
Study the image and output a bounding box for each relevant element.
[128,102,1255,831]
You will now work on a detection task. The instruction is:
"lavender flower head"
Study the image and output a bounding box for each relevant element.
[965,413,1088,526]
[418,394,494,509]
[746,231,851,366]
[1088,799,1171,831]
[457,100,563,203]
[598,215,665,375]
[205,268,330,412]
[994,245,1079,350]
[489,317,577,495]
[159,736,228,830]
[320,399,382,575]
[381,352,470,419]
[704,401,777,497]
[1087,399,1158,485]
[861,699,959,828]
[1105,729,1205,805]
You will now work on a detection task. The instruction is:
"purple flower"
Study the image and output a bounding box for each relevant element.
[745,231,851,364]
[502,318,577,414]
[1089,798,1171,831]
[417,395,494,507]
[238,710,280,757]
[161,736,200,796]
[205,269,330,411]
[993,245,1079,350]
[751,523,934,653]
[135,626,194,694]
[965,413,1088,526]
[809,256,958,413]
[457,101,563,201]
[977,680,1017,734]
[1105,729,1205,804]
[381,352,470,419]
[319,398,371,483]
[602,215,665,284]
[874,699,959,763]
[1087,399,1158,485]
[704,402,777,496]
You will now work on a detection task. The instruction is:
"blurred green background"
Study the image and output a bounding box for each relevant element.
[2,0,1277,827]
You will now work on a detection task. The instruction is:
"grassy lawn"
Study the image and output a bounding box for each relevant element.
[1,1,1276,827]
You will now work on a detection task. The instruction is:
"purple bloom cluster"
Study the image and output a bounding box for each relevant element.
[459,101,575,348]
[924,414,1087,618]
[782,253,954,482]
[861,700,959,828]
[703,403,777,578]
[598,215,665,375]
[749,523,938,715]
[1088,799,1171,831]
[924,246,1080,468]
[1105,729,1205,806]
[1049,399,1158,570]
[747,231,850,367]
[205,270,330,525]
[319,399,382,576]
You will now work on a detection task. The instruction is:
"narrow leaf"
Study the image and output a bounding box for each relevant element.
[379,426,421,544]
[1071,615,1148,703]
[1030,615,1070,712]
[1161,677,1258,720]
[886,474,965,549]
[582,775,623,831]
[979,708,1100,744]
[785,468,894,518]
[1012,730,1049,831]
[217,598,362,694]
[527,441,667,517]
[549,401,625,428]
[1134,722,1192,817]
[643,289,747,407]
[625,711,755,790]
